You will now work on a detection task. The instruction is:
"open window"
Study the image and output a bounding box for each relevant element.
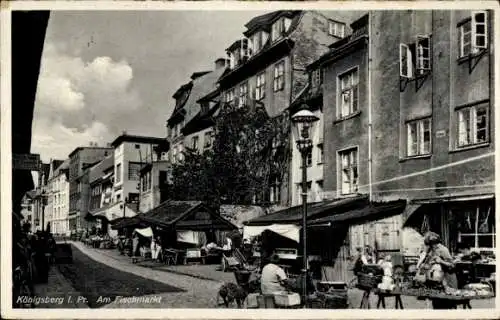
[416,35,431,75]
[399,43,413,79]
[459,11,488,58]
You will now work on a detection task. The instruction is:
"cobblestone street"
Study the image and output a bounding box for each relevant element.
[42,242,494,309]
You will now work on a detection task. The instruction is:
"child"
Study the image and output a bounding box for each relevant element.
[378,255,395,291]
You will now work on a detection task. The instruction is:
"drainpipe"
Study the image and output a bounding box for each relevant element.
[367,12,373,202]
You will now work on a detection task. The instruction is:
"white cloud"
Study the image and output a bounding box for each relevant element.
[33,42,142,161]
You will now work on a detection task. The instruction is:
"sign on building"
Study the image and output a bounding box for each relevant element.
[12,153,41,171]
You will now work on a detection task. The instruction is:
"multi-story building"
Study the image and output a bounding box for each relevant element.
[167,59,227,164]
[110,134,168,209]
[45,159,70,236]
[218,10,363,207]
[312,10,494,258]
[68,146,113,233]
[139,161,171,213]
[88,155,115,234]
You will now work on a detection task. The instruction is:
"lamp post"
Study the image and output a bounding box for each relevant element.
[291,107,319,307]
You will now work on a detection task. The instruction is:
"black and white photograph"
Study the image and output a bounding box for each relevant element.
[2,1,498,317]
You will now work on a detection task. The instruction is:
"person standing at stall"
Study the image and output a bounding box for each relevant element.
[423,231,458,309]
[261,254,289,295]
[132,233,140,264]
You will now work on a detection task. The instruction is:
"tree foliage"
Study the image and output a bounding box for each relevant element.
[170,102,291,209]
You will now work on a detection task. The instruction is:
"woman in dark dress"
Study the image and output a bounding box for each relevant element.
[132,234,140,264]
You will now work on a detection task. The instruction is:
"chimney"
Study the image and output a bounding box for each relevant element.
[215,58,227,70]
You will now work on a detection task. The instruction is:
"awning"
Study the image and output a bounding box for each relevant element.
[246,195,368,226]
[110,216,145,230]
[177,230,206,245]
[309,200,407,227]
[411,193,494,204]
[134,227,153,238]
[243,224,301,242]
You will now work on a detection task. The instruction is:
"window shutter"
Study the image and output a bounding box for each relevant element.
[399,43,413,78]
[472,11,488,50]
[352,85,359,112]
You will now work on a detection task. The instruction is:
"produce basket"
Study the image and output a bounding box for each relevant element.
[401,287,495,300]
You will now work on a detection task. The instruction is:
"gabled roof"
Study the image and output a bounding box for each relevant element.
[168,67,226,126]
[244,11,301,36]
[138,200,237,231]
[53,158,70,178]
[191,71,211,80]
[89,155,114,184]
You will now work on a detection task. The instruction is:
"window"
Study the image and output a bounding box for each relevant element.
[455,203,494,250]
[225,88,235,106]
[457,103,489,147]
[311,69,322,89]
[339,148,358,195]
[329,20,345,38]
[204,131,213,148]
[128,162,141,181]
[252,31,268,54]
[317,143,324,164]
[273,61,285,92]
[269,179,281,204]
[407,118,432,157]
[239,82,248,108]
[338,68,359,118]
[399,43,413,78]
[192,136,199,150]
[271,18,286,41]
[459,11,488,58]
[416,36,431,75]
[256,72,266,100]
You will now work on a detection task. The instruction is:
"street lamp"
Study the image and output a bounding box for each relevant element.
[291,107,319,307]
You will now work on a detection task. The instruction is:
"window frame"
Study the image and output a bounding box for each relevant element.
[406,117,432,157]
[456,102,489,148]
[256,72,266,100]
[459,11,488,58]
[273,61,285,92]
[328,20,346,38]
[338,147,359,195]
[399,43,414,78]
[239,82,248,108]
[271,18,285,42]
[128,162,142,181]
[115,163,122,183]
[337,67,359,119]
[192,136,199,150]
[416,35,432,75]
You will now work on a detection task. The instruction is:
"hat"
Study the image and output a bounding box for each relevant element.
[424,231,441,245]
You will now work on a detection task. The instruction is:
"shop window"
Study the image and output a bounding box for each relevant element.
[338,68,359,118]
[457,102,489,147]
[459,11,488,58]
[407,118,432,157]
[455,203,495,250]
[338,148,358,195]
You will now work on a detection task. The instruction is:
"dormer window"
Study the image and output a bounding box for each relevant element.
[329,20,346,38]
[252,31,269,55]
[271,17,292,42]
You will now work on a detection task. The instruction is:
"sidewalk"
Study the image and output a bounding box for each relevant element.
[32,265,89,308]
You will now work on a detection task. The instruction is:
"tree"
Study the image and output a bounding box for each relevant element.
[170,102,291,208]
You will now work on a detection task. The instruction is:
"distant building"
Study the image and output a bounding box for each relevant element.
[88,155,115,234]
[45,159,70,236]
[139,161,171,213]
[68,146,113,233]
[20,190,37,230]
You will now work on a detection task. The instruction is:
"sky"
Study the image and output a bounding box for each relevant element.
[31,10,268,163]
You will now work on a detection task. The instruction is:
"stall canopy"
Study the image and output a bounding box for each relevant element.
[246,195,368,226]
[138,200,237,231]
[243,224,301,242]
[134,227,153,238]
[309,200,407,227]
[110,216,146,230]
[90,202,138,222]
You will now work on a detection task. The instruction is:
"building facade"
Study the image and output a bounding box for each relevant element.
[314,10,494,257]
[218,10,364,207]
[68,146,113,233]
[20,191,36,230]
[139,161,171,213]
[45,159,70,236]
[110,134,168,209]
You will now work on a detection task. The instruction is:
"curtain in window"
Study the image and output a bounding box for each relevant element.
[458,109,470,146]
